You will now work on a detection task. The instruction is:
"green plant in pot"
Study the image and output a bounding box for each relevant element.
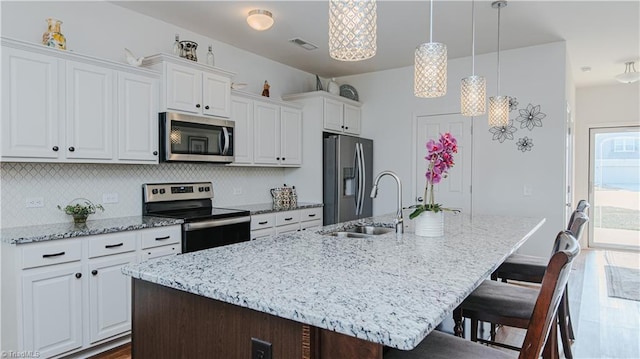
[58,198,104,224]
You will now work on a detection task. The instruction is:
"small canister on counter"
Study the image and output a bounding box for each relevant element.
[271,184,296,210]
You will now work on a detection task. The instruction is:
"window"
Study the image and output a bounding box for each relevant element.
[613,138,637,152]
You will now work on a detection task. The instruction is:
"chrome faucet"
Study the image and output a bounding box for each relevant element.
[370,171,403,234]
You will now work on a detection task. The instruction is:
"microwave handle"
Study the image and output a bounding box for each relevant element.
[221,127,230,155]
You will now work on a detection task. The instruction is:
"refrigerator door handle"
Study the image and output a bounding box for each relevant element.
[355,143,362,216]
[358,143,366,215]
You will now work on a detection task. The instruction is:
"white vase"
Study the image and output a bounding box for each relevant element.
[328,78,340,95]
[414,211,444,237]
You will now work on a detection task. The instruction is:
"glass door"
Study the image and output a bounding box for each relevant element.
[588,126,640,250]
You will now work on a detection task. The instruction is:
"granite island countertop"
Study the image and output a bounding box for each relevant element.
[1,216,184,245]
[230,202,323,215]
[122,212,545,350]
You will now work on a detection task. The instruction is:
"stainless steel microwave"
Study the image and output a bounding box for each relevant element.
[159,112,234,163]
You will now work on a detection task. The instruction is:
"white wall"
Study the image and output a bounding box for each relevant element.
[338,42,569,257]
[575,83,640,247]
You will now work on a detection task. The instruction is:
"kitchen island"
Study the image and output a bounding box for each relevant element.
[122,213,545,358]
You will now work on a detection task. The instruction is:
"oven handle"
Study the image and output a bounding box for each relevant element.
[183,216,250,232]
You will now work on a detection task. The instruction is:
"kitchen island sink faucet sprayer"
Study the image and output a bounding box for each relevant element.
[370,171,404,234]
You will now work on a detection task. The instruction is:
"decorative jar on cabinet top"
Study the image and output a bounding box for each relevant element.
[42,18,66,50]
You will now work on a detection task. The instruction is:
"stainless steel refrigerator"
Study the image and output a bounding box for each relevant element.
[323,134,373,225]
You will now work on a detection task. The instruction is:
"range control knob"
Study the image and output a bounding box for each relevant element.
[159,188,166,194]
[152,189,159,195]
[198,187,204,192]
[205,187,210,192]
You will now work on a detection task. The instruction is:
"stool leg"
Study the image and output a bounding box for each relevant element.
[558,293,574,359]
[454,307,464,337]
[543,316,560,359]
[565,285,576,341]
[471,319,479,342]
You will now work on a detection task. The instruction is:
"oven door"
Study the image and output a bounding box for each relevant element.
[181,216,250,253]
[160,112,234,163]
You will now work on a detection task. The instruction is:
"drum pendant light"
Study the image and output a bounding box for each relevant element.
[414,0,447,98]
[488,0,509,127]
[461,0,486,116]
[329,0,377,61]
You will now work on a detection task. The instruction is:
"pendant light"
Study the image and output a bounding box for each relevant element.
[329,0,377,61]
[488,0,509,127]
[461,0,486,116]
[414,0,447,98]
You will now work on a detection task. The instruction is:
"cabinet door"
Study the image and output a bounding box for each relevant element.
[253,101,280,165]
[231,96,254,164]
[88,254,137,344]
[323,98,344,133]
[280,107,302,166]
[166,62,201,114]
[22,263,83,358]
[117,72,159,162]
[202,72,231,118]
[343,103,361,135]
[66,61,114,160]
[1,48,61,159]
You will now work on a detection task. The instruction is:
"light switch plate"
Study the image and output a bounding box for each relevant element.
[26,197,44,208]
[103,193,119,203]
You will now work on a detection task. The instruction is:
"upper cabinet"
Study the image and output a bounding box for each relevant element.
[1,38,160,164]
[283,91,362,136]
[142,54,234,118]
[231,91,302,167]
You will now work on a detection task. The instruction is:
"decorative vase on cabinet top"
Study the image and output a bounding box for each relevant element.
[414,211,444,237]
[42,18,66,50]
[328,78,340,95]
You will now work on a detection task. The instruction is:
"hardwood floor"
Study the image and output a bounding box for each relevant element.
[91,249,639,359]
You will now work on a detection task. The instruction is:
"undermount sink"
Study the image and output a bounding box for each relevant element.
[345,225,394,235]
[328,225,394,238]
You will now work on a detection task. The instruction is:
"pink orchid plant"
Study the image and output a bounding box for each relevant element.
[410,132,458,219]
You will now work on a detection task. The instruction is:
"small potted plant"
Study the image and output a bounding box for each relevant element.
[58,198,104,224]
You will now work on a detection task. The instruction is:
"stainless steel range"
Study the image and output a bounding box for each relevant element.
[142,182,251,253]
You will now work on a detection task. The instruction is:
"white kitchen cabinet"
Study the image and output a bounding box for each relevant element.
[343,103,362,135]
[143,54,234,118]
[249,207,323,239]
[231,96,254,164]
[65,60,114,160]
[254,101,280,165]
[1,224,182,358]
[323,97,361,135]
[1,47,60,159]
[232,91,302,167]
[88,253,136,344]
[118,72,160,162]
[21,262,84,358]
[1,38,160,164]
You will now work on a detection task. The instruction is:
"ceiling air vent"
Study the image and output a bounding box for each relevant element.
[289,38,318,51]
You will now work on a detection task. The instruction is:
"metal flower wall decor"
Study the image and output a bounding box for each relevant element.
[488,98,546,153]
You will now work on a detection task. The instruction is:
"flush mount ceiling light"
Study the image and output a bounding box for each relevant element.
[488,0,509,127]
[461,0,486,116]
[414,0,447,98]
[615,61,640,84]
[247,9,274,31]
[329,0,377,61]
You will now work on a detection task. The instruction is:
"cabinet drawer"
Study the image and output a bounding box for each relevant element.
[300,207,323,222]
[140,244,180,261]
[22,240,82,269]
[275,210,300,226]
[276,223,300,235]
[251,213,275,230]
[251,228,276,240]
[140,225,181,249]
[300,219,323,231]
[88,232,136,258]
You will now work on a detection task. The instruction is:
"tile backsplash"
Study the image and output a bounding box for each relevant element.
[1,162,285,228]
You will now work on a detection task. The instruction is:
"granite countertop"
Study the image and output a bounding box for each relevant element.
[122,212,545,350]
[231,202,323,215]
[1,216,184,245]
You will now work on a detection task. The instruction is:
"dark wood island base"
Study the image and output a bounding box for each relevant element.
[132,279,383,359]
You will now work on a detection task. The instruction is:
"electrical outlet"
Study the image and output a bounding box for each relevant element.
[251,338,272,359]
[103,193,119,204]
[523,185,533,197]
[233,187,242,195]
[26,197,44,208]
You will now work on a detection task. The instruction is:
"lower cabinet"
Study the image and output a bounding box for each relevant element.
[88,253,137,344]
[2,224,182,358]
[21,262,84,358]
[250,207,323,240]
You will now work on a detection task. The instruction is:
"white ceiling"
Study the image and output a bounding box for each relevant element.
[114,1,640,88]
